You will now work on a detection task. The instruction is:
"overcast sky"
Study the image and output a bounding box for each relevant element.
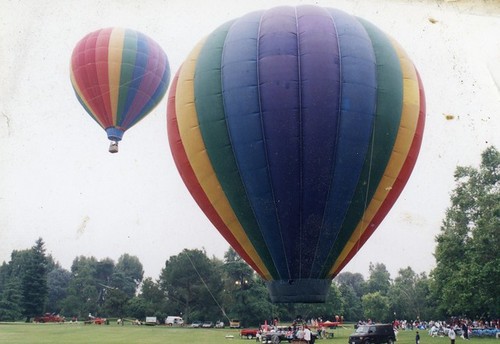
[1,0,499,281]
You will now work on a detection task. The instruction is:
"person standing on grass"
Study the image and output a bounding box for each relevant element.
[416,331,420,344]
[304,326,312,344]
[461,322,469,340]
[449,327,456,344]
[296,326,304,340]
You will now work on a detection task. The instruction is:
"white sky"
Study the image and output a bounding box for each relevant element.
[1,0,499,281]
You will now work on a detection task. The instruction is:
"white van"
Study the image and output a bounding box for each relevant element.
[165,316,184,326]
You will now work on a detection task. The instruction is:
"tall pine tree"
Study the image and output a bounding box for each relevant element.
[21,238,48,321]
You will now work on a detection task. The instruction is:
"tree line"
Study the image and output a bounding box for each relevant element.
[0,147,497,325]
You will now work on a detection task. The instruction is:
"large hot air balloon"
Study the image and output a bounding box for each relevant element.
[167,5,425,302]
[70,28,170,153]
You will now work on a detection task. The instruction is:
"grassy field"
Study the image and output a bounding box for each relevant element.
[0,322,497,344]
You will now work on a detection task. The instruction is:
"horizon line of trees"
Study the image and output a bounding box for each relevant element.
[0,241,437,324]
[0,147,497,325]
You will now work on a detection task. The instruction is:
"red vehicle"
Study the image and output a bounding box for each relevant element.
[84,317,107,325]
[318,320,341,328]
[34,313,65,323]
[93,317,107,325]
[240,328,260,339]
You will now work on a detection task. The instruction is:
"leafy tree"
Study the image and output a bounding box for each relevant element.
[93,257,116,308]
[21,238,49,321]
[221,248,254,291]
[114,254,144,298]
[62,256,100,318]
[219,248,275,326]
[325,282,346,319]
[0,262,8,291]
[0,278,23,321]
[0,250,33,321]
[335,272,366,297]
[102,288,128,318]
[414,273,437,320]
[159,249,224,322]
[389,267,432,321]
[231,278,274,327]
[365,263,391,296]
[126,278,168,321]
[45,254,60,273]
[109,271,129,298]
[335,272,365,321]
[125,296,148,320]
[137,277,168,318]
[46,267,71,314]
[95,258,115,285]
[97,256,142,315]
[362,291,390,322]
[7,250,32,279]
[432,146,499,318]
[338,283,363,321]
[57,254,142,319]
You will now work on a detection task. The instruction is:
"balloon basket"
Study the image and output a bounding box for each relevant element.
[109,141,119,153]
[266,279,331,303]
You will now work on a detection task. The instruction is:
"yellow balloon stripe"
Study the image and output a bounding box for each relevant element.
[328,39,420,277]
[175,40,272,280]
[107,28,125,125]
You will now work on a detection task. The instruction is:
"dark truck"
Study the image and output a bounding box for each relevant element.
[349,324,396,344]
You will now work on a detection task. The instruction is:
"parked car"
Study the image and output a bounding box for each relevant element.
[191,321,203,328]
[215,320,225,328]
[349,324,396,344]
[202,321,214,328]
[240,328,260,339]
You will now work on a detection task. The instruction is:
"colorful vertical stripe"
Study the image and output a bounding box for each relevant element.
[167,5,425,303]
[70,27,170,141]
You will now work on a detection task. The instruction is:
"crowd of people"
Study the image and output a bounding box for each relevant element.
[392,318,500,340]
[255,316,344,343]
[393,318,499,332]
[256,324,315,343]
[258,316,499,342]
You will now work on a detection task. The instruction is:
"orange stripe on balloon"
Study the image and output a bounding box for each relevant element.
[107,28,125,126]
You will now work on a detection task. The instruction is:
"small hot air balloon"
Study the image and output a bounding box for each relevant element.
[70,28,170,153]
[168,5,425,302]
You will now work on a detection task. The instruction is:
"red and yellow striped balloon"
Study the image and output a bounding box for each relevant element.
[70,28,170,152]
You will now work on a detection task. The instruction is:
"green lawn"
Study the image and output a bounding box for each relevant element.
[0,322,497,344]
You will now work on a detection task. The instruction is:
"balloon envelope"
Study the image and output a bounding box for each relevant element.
[70,27,170,150]
[168,5,425,302]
